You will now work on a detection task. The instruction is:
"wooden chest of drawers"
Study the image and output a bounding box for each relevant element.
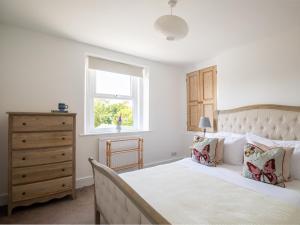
[7,112,76,215]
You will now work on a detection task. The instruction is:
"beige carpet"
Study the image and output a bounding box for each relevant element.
[0,186,94,224]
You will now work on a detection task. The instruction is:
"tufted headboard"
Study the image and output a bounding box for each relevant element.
[218,105,300,140]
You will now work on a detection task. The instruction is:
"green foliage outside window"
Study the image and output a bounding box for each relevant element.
[94,99,133,128]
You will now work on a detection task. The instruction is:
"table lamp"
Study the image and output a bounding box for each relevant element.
[199,117,211,137]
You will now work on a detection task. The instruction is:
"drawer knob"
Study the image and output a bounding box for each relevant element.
[22,122,27,126]
[62,184,65,187]
[22,192,26,196]
[22,174,27,178]
[61,168,65,172]
[22,139,26,143]
[62,137,65,140]
[62,122,66,125]
[61,153,65,156]
[22,157,26,161]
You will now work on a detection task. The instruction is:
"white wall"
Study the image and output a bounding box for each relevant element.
[184,28,300,153]
[0,25,186,204]
[2,23,299,205]
[186,27,300,110]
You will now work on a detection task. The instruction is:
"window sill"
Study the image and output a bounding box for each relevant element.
[80,129,151,137]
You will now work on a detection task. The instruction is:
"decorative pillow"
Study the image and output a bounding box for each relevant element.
[195,135,225,164]
[242,143,285,187]
[246,133,294,181]
[192,137,218,166]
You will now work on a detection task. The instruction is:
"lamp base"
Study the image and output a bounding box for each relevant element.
[203,128,206,138]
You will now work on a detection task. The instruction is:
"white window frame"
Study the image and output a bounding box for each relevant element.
[85,69,145,134]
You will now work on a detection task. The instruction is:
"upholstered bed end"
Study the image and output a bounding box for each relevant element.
[89,157,170,225]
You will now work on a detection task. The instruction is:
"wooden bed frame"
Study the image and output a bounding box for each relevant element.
[89,104,300,224]
[89,157,170,225]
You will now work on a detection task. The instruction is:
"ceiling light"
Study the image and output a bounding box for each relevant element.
[154,0,189,41]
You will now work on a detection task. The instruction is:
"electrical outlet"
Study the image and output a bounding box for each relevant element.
[171,152,177,157]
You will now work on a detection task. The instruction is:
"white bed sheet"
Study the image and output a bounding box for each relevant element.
[120,158,300,224]
[175,158,300,207]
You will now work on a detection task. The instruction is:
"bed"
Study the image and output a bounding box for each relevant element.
[89,104,300,224]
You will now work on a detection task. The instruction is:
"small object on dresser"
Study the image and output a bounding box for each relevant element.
[58,102,69,112]
[51,110,68,113]
[51,102,69,113]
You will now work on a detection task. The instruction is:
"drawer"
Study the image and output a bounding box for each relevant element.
[12,161,73,185]
[12,176,72,202]
[12,146,72,167]
[12,115,73,132]
[12,131,73,149]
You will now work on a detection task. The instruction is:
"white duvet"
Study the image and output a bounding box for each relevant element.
[121,158,300,224]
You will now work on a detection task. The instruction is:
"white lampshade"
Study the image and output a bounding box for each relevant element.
[154,15,189,41]
[199,117,211,129]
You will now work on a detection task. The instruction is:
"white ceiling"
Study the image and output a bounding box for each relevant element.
[0,0,300,66]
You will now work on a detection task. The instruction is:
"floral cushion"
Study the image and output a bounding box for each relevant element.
[246,133,294,181]
[242,143,285,187]
[193,135,224,164]
[192,137,218,166]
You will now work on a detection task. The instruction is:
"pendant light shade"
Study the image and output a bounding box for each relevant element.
[154,0,189,41]
[154,15,189,41]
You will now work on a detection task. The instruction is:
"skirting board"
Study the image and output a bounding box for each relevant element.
[0,157,184,206]
[76,176,94,189]
[144,156,183,168]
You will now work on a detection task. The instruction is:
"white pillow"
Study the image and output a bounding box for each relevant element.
[205,132,246,165]
[223,136,247,165]
[272,140,300,148]
[246,133,275,146]
[247,132,300,148]
[215,131,245,139]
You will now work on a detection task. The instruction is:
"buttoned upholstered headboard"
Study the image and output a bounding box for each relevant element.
[218,105,300,140]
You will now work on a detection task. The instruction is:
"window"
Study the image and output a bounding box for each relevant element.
[85,56,148,134]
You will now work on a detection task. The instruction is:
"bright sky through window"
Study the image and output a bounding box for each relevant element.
[95,71,131,96]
